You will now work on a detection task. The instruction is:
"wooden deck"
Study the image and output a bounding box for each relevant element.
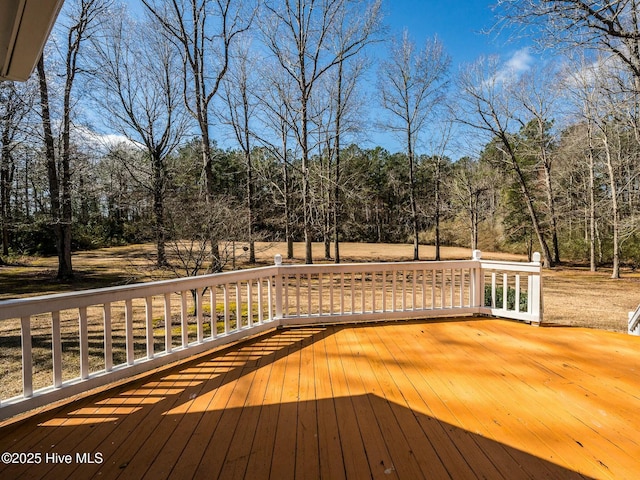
[1,318,639,479]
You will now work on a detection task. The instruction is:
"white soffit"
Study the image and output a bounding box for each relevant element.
[0,0,65,82]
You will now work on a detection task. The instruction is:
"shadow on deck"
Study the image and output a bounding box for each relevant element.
[1,318,638,479]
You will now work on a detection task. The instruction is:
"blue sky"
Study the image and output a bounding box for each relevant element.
[383,0,536,70]
[386,0,507,65]
[366,0,534,156]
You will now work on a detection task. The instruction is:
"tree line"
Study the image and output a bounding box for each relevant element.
[1,0,639,280]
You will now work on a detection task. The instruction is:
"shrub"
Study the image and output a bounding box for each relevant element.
[11,217,57,255]
[484,284,528,311]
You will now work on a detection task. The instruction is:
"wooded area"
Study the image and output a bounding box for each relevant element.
[1,0,639,280]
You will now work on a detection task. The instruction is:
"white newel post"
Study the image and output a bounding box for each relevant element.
[472,250,483,308]
[274,254,283,319]
[530,252,542,325]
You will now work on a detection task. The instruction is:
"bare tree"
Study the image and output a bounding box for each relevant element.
[0,82,35,261]
[327,55,368,263]
[261,0,382,264]
[35,0,111,279]
[142,0,257,270]
[378,32,450,261]
[253,64,300,259]
[498,0,640,87]
[313,62,363,261]
[594,61,636,279]
[512,65,562,264]
[220,41,259,263]
[326,3,375,263]
[92,9,189,266]
[457,56,554,267]
[165,186,247,315]
[561,54,640,278]
[560,55,604,272]
[426,120,454,261]
[450,157,493,251]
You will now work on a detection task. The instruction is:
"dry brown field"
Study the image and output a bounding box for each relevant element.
[1,241,638,333]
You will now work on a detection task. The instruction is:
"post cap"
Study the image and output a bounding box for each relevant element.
[472,250,482,260]
[274,254,282,265]
[532,252,541,263]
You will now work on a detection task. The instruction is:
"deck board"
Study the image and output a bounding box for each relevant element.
[241,334,291,479]
[215,340,277,480]
[359,324,478,479]
[415,322,580,479]
[461,322,638,476]
[1,318,639,479]
[333,326,398,480]
[269,332,302,480]
[380,322,512,479]
[342,325,433,479]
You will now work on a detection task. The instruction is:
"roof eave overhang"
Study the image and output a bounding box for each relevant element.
[0,0,65,82]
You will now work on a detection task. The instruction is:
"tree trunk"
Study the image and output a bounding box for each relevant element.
[301,88,313,265]
[23,153,30,220]
[152,154,167,267]
[587,125,597,272]
[434,158,441,261]
[1,122,11,257]
[603,138,620,278]
[283,149,294,260]
[245,145,255,265]
[470,192,479,251]
[322,147,331,260]
[248,157,256,264]
[518,171,553,268]
[375,202,382,243]
[407,131,419,261]
[200,123,222,272]
[333,59,344,264]
[324,230,331,259]
[239,75,256,265]
[541,152,560,264]
[505,139,553,268]
[37,55,73,279]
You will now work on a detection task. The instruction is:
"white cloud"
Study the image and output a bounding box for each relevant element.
[494,48,534,85]
[505,48,534,73]
[72,125,142,153]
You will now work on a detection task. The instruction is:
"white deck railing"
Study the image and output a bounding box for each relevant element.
[629,305,640,336]
[0,250,542,420]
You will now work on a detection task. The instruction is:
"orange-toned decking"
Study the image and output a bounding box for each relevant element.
[1,318,639,479]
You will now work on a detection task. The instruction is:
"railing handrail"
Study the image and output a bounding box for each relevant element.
[0,265,279,321]
[281,259,481,269]
[479,259,542,272]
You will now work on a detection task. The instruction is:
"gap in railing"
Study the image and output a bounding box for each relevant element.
[0,318,22,399]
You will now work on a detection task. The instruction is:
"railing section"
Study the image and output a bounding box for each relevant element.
[479,252,543,324]
[629,305,640,336]
[277,260,482,325]
[0,251,542,420]
[0,267,279,419]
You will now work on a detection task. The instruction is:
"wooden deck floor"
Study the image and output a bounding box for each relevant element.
[1,318,639,479]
